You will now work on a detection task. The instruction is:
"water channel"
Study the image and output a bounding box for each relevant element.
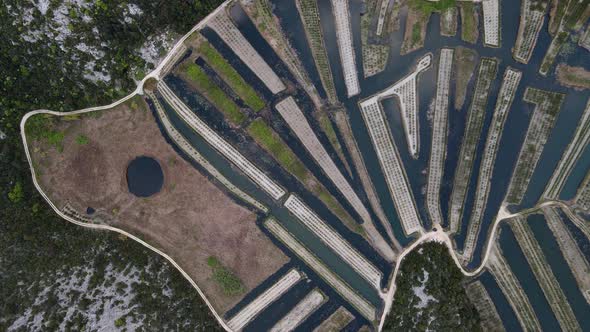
[149,0,590,328]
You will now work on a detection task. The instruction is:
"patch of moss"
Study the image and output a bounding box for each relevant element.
[247,119,307,179]
[76,134,89,145]
[207,256,245,296]
[198,42,265,112]
[184,63,247,125]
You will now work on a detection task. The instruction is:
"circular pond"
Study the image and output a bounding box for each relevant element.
[126,156,164,197]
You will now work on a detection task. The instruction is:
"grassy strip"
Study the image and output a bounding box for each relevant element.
[459,2,479,44]
[506,88,564,203]
[247,119,361,234]
[408,0,456,13]
[207,256,245,296]
[295,0,338,104]
[549,0,570,35]
[248,119,308,179]
[539,31,569,75]
[315,111,352,176]
[197,42,265,112]
[564,0,590,30]
[184,63,247,125]
[453,47,478,110]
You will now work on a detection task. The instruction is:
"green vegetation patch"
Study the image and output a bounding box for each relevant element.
[184,63,247,125]
[76,134,89,145]
[459,2,479,44]
[383,242,480,331]
[247,118,359,233]
[8,182,24,203]
[25,114,66,152]
[411,21,423,44]
[564,0,590,29]
[540,31,569,75]
[408,0,456,14]
[198,42,265,112]
[247,119,307,179]
[207,256,245,296]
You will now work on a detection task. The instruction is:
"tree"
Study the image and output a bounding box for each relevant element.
[8,182,23,203]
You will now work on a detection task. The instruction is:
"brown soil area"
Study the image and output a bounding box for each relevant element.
[556,64,590,90]
[401,8,431,55]
[454,47,479,110]
[28,97,288,313]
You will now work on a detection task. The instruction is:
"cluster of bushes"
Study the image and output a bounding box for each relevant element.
[207,256,245,296]
[383,242,480,331]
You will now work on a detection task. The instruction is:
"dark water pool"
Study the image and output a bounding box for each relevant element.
[126,156,164,197]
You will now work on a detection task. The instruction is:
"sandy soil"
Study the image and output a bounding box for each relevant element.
[29,97,288,313]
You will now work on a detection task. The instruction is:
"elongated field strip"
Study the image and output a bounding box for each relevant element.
[482,0,501,47]
[240,0,323,109]
[505,88,564,204]
[359,98,423,236]
[542,207,590,304]
[270,289,325,332]
[375,0,390,36]
[295,0,338,104]
[448,58,499,234]
[265,218,376,321]
[543,99,590,200]
[158,82,286,200]
[284,195,383,289]
[510,217,581,331]
[487,245,541,331]
[427,48,454,226]
[313,306,354,332]
[513,0,548,63]
[462,68,522,263]
[147,90,267,212]
[227,269,302,331]
[465,281,505,332]
[275,97,395,260]
[207,10,286,94]
[576,172,590,211]
[330,0,360,97]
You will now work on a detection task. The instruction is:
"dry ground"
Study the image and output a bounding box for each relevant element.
[28,97,288,313]
[556,64,590,90]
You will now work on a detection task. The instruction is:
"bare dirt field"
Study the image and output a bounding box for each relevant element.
[401,8,430,55]
[556,64,590,90]
[27,97,288,313]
